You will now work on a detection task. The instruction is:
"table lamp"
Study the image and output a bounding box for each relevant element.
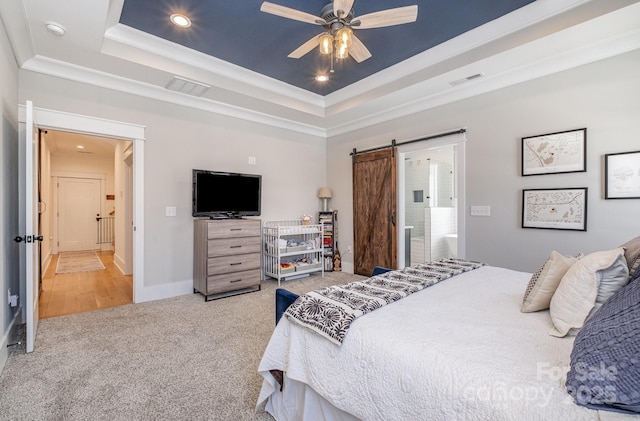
[318,187,332,211]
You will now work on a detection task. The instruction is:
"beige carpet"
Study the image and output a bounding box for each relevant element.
[0,271,364,421]
[56,251,106,274]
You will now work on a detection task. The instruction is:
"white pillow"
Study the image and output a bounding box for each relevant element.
[549,247,629,337]
[521,251,580,313]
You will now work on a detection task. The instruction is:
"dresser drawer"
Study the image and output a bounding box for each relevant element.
[207,269,261,295]
[207,219,261,239]
[207,253,261,275]
[208,236,260,257]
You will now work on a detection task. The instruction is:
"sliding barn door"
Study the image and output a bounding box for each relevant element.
[352,148,397,276]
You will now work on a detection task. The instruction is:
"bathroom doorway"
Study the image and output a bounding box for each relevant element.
[397,135,466,268]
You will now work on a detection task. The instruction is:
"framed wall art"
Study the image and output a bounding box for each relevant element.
[605,150,640,199]
[522,187,587,231]
[521,128,586,176]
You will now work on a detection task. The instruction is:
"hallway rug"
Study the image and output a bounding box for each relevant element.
[55,251,105,274]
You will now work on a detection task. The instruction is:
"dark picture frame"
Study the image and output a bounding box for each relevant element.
[522,187,588,231]
[605,150,640,199]
[521,128,587,176]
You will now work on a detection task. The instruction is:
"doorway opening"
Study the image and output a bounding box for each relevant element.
[397,134,466,268]
[38,130,134,318]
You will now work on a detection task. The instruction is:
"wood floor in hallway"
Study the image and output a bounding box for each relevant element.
[39,251,133,319]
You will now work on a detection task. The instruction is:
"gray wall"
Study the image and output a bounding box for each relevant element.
[0,17,20,370]
[19,71,327,289]
[328,50,640,273]
[6,30,640,320]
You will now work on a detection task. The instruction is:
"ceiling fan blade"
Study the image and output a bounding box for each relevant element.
[352,5,418,29]
[260,2,323,25]
[333,0,355,19]
[288,34,321,59]
[349,35,372,63]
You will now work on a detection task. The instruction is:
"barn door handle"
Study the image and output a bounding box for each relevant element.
[390,211,396,226]
[14,236,25,243]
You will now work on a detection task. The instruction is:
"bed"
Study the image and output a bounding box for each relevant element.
[256,243,640,421]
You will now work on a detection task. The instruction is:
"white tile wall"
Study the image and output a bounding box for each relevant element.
[404,146,457,265]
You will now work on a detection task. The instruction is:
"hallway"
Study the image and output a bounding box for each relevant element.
[39,251,133,319]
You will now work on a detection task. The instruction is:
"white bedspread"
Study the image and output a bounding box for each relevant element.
[257,266,636,420]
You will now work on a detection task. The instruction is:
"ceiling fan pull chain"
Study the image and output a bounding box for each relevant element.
[330,49,335,73]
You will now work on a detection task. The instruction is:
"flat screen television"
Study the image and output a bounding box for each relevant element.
[192,169,261,218]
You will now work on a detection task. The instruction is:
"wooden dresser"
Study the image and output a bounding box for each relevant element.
[193,218,261,301]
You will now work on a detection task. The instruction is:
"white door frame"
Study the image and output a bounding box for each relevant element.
[19,105,145,303]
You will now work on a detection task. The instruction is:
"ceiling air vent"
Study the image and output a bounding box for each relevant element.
[166,76,210,97]
[449,72,485,86]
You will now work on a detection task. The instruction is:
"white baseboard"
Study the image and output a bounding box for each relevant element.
[342,262,354,274]
[42,251,52,275]
[0,307,23,375]
[113,252,127,275]
[137,279,194,303]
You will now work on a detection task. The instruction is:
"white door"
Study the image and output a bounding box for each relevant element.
[24,101,40,353]
[58,177,101,252]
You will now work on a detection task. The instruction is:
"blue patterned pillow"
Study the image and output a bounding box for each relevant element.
[565,270,640,413]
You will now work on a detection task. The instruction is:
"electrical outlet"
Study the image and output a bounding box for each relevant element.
[346,245,352,253]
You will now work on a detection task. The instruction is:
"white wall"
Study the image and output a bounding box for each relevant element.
[0,16,20,372]
[328,50,640,273]
[51,153,115,199]
[19,71,327,290]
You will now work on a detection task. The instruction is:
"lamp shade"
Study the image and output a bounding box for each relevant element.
[317,187,332,199]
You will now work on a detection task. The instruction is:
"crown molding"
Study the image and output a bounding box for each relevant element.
[14,1,640,139]
[21,55,328,137]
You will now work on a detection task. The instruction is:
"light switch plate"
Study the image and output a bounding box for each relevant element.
[470,205,491,216]
[166,206,177,217]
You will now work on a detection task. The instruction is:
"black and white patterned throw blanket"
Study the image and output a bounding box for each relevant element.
[284,258,485,345]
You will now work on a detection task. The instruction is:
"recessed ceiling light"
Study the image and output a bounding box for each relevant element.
[316,74,329,82]
[170,14,191,28]
[45,22,66,36]
[76,145,85,149]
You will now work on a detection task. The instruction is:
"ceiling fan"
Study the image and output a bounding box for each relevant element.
[260,0,418,63]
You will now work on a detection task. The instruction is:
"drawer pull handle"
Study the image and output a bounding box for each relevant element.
[230,279,243,283]
[230,245,242,248]
[230,262,242,266]
[230,228,242,231]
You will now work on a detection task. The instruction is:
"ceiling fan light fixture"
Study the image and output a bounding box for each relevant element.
[335,42,349,59]
[315,74,329,82]
[170,13,191,28]
[334,26,352,59]
[319,33,333,55]
[335,27,352,47]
